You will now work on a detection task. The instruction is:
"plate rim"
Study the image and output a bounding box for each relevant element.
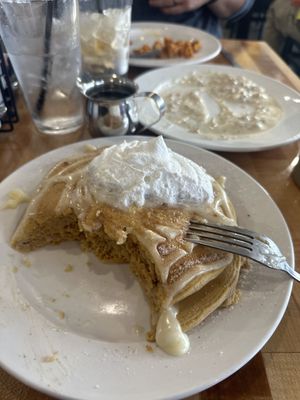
[129,21,222,68]
[135,64,300,152]
[0,136,294,400]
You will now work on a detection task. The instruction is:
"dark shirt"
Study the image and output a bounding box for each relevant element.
[132,0,255,37]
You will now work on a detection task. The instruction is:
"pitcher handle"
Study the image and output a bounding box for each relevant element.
[133,91,166,134]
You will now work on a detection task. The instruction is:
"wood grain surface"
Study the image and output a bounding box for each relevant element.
[0,40,299,400]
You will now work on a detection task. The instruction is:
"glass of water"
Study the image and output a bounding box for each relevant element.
[0,0,84,135]
[79,0,132,78]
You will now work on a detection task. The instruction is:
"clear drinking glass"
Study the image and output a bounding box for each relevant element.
[0,0,84,135]
[79,0,132,78]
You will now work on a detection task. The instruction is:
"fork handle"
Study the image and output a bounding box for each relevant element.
[281,262,300,282]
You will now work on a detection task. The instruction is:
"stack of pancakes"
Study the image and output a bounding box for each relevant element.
[11,147,243,345]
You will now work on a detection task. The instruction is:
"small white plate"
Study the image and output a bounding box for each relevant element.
[0,136,293,400]
[129,22,221,68]
[135,64,300,152]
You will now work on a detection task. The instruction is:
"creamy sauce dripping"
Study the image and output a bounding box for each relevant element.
[156,307,190,356]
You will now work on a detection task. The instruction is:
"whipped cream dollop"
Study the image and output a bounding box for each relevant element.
[86,136,214,210]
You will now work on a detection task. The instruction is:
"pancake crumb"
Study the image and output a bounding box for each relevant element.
[57,310,65,319]
[42,352,59,363]
[22,256,31,268]
[64,264,74,272]
[146,344,154,353]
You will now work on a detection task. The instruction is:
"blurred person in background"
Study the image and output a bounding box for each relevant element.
[263,0,300,53]
[132,0,255,37]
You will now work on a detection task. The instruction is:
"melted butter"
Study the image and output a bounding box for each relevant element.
[155,307,190,356]
[1,188,30,209]
[160,72,282,138]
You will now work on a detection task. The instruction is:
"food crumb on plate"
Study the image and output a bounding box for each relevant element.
[57,310,65,319]
[64,264,74,272]
[41,352,59,363]
[22,256,31,268]
[146,344,154,353]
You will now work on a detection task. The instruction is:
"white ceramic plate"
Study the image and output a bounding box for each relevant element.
[0,136,293,400]
[135,64,300,152]
[129,22,221,68]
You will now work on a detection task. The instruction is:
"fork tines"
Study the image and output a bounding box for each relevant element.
[186,221,254,252]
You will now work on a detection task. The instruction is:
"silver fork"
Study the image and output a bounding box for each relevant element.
[185,221,299,282]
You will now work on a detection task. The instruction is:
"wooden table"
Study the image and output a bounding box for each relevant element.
[0,40,299,400]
